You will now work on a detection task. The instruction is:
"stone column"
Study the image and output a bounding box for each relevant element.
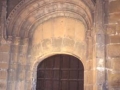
[25,39,36,90]
[15,38,29,90]
[7,37,20,90]
[94,0,106,90]
[84,30,94,90]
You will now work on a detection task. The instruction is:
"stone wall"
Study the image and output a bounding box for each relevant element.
[0,1,10,90]
[4,0,95,90]
[1,0,120,90]
[0,42,10,90]
[106,0,120,89]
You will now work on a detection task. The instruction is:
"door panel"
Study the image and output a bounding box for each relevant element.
[36,54,84,90]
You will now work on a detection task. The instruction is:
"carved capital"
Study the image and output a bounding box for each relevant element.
[19,38,29,54]
[12,37,21,45]
[7,36,12,43]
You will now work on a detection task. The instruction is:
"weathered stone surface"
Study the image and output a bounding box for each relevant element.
[85,70,93,84]
[96,34,105,45]
[25,81,32,90]
[106,59,112,69]
[0,80,7,90]
[31,44,42,58]
[107,24,116,35]
[0,53,9,62]
[42,39,52,53]
[16,81,25,90]
[109,13,120,23]
[0,44,10,52]
[65,18,75,39]
[52,38,62,52]
[96,69,105,84]
[109,0,120,13]
[8,71,16,81]
[107,1,120,89]
[1,0,119,90]
[96,45,105,58]
[11,45,19,53]
[9,64,17,70]
[0,71,7,79]
[111,58,120,71]
[62,38,75,52]
[42,20,52,39]
[7,81,16,90]
[0,63,8,69]
[17,65,26,81]
[106,34,120,44]
[106,34,110,44]
[107,44,120,57]
[74,41,86,58]
[25,71,32,81]
[18,55,27,65]
[116,21,120,34]
[75,21,85,42]
[32,25,43,45]
[10,53,18,63]
[109,35,120,43]
[108,71,120,87]
[85,60,93,70]
[53,17,66,38]
[84,85,93,90]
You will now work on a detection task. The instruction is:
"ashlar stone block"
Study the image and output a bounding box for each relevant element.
[108,71,120,88]
[109,0,120,13]
[107,44,120,57]
[111,58,120,71]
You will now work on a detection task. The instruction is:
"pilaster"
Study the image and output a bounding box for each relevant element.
[94,0,106,90]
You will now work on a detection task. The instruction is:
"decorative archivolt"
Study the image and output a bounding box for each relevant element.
[6,0,94,39]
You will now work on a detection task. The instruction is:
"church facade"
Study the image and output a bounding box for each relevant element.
[0,0,120,90]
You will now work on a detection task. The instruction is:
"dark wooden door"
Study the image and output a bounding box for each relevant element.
[36,54,84,90]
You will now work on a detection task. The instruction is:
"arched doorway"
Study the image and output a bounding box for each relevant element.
[6,0,95,90]
[36,54,84,90]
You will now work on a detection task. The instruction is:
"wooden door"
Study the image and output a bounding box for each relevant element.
[36,54,84,90]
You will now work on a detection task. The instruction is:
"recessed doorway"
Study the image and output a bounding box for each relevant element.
[36,54,84,90]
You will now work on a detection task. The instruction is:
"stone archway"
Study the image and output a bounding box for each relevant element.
[6,0,95,90]
[30,17,87,90]
[32,52,84,90]
[28,16,93,90]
